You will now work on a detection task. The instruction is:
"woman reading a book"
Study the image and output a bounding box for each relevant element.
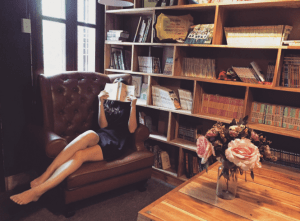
[10,78,138,205]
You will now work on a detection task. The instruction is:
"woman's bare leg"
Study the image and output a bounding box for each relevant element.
[30,130,99,188]
[11,145,104,205]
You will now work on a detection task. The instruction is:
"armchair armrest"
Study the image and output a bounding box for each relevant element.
[133,124,150,151]
[28,124,68,158]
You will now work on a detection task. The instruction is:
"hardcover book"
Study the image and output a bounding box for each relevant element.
[104,82,135,102]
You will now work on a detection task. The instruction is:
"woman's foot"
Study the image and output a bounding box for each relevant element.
[30,173,49,188]
[10,188,42,205]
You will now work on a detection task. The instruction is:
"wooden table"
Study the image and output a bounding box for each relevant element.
[138,162,300,221]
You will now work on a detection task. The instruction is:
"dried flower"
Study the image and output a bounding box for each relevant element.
[251,131,259,141]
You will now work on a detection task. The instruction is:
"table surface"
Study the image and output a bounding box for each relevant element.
[138,162,300,221]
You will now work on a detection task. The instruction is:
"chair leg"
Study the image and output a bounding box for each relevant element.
[137,179,148,192]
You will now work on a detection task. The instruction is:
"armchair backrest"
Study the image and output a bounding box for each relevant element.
[39,72,131,143]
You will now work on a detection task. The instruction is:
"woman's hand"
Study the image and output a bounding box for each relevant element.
[126,95,137,106]
[98,90,109,103]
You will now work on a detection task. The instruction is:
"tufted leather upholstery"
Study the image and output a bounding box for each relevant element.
[36,72,154,206]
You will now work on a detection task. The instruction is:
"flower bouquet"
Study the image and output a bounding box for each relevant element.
[196,116,277,199]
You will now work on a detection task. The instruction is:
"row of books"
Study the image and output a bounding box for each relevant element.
[138,56,161,74]
[133,17,152,43]
[152,85,181,110]
[231,61,266,84]
[110,46,131,70]
[184,150,202,178]
[182,58,216,79]
[270,148,300,168]
[250,102,300,130]
[201,93,244,119]
[281,55,300,88]
[145,143,172,170]
[178,124,201,143]
[224,25,293,47]
[106,30,129,42]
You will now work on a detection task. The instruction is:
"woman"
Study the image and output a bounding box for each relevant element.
[10,78,138,205]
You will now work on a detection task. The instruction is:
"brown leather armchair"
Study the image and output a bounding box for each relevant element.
[34,72,154,214]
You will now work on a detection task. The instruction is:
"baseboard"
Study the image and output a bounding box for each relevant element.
[5,170,36,191]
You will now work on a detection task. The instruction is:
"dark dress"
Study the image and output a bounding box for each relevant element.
[96,100,131,161]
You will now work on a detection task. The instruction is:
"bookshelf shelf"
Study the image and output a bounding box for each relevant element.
[169,138,197,152]
[105,0,300,186]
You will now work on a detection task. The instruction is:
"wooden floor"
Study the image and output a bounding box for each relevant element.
[139,162,300,221]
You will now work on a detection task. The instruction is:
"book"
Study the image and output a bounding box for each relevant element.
[104,82,135,102]
[111,46,125,70]
[138,18,147,43]
[140,83,148,100]
[250,61,265,82]
[138,56,161,74]
[107,30,129,39]
[232,66,259,84]
[163,57,173,75]
[178,89,193,111]
[142,18,152,43]
[184,24,214,44]
[152,85,181,110]
[160,151,171,169]
[132,75,143,97]
[133,16,142,42]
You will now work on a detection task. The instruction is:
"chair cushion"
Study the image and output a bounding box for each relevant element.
[66,149,154,190]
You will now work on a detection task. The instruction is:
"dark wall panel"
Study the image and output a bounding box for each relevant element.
[0,0,33,177]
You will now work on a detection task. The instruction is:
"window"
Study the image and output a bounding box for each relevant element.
[41,0,97,75]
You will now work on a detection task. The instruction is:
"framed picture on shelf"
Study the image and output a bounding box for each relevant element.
[132,75,143,97]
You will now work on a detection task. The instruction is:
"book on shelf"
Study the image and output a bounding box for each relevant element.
[152,85,181,110]
[163,57,173,75]
[140,83,148,101]
[110,47,131,71]
[184,24,214,44]
[182,57,216,79]
[160,151,171,170]
[266,62,275,83]
[133,17,152,43]
[143,0,159,8]
[282,40,300,46]
[178,89,193,111]
[184,150,201,178]
[231,66,259,84]
[142,18,152,43]
[250,61,265,82]
[104,82,135,102]
[178,124,202,143]
[281,55,300,88]
[107,30,129,42]
[138,56,161,74]
[250,102,300,130]
[201,94,244,119]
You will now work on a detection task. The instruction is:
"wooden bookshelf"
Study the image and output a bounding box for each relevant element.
[104,0,300,186]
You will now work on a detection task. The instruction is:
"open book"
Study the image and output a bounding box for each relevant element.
[104,82,135,102]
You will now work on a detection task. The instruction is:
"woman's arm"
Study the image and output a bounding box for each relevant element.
[128,97,138,133]
[98,90,109,128]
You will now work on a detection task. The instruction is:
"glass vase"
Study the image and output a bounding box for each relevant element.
[216,165,238,200]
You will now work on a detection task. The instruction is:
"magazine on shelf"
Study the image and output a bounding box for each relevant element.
[184,24,214,44]
[163,57,173,75]
[104,82,135,102]
[152,85,181,110]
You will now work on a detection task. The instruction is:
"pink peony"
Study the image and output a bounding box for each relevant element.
[196,136,215,164]
[225,138,261,171]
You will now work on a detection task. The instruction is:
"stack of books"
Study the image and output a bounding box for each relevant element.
[270,148,300,168]
[133,16,152,43]
[250,102,300,130]
[182,58,216,79]
[138,56,161,73]
[178,124,201,143]
[178,89,193,111]
[231,61,266,84]
[110,46,131,70]
[201,94,244,119]
[224,25,293,46]
[281,55,300,88]
[152,85,181,110]
[184,149,202,179]
[107,30,129,42]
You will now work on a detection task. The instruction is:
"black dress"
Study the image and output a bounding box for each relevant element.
[96,100,131,161]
